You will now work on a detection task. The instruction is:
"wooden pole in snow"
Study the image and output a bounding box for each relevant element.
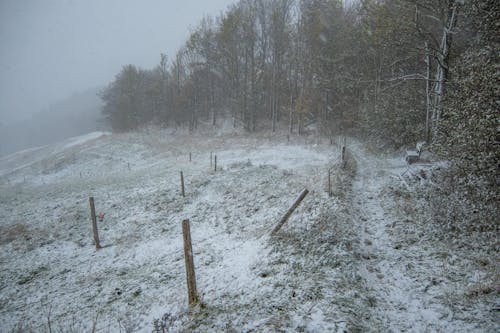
[271,189,309,235]
[328,170,332,197]
[210,152,213,168]
[189,152,192,162]
[341,137,346,168]
[341,146,346,167]
[180,171,185,197]
[182,219,198,306]
[214,155,217,172]
[89,196,101,250]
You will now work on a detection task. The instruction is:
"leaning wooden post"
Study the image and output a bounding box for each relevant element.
[89,196,101,250]
[271,189,309,235]
[180,171,185,197]
[182,219,198,306]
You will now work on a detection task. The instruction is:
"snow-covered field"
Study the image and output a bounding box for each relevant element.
[0,129,497,332]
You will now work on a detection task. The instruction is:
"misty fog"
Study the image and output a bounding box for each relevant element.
[0,0,236,156]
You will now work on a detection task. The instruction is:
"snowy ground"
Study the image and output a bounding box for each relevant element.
[0,129,497,332]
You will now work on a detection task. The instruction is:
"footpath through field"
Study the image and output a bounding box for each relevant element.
[347,140,490,332]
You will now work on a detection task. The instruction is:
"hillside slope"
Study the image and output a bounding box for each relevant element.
[0,130,497,332]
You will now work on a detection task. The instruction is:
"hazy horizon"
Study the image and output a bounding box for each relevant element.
[0,0,236,126]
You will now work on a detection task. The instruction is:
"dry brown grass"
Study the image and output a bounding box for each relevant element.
[0,223,29,245]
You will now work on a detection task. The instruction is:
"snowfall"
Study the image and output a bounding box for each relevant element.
[0,127,498,332]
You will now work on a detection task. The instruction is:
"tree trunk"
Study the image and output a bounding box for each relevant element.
[431,2,459,139]
[425,41,431,142]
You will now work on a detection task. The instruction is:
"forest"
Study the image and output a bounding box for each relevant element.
[100,0,498,233]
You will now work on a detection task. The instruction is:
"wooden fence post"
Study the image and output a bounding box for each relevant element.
[328,170,332,197]
[341,137,346,168]
[271,189,309,235]
[214,155,217,172]
[89,196,101,250]
[180,171,185,197]
[341,146,346,166]
[182,219,198,306]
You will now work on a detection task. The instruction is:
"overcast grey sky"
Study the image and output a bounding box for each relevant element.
[0,0,236,125]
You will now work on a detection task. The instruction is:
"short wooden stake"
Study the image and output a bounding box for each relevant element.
[214,155,217,172]
[271,189,309,235]
[180,171,185,197]
[210,152,213,167]
[341,146,346,168]
[189,152,192,162]
[182,219,198,306]
[89,196,101,250]
[328,170,332,197]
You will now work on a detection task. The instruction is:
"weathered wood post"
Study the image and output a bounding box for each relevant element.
[189,152,192,162]
[180,171,185,197]
[271,189,309,235]
[341,137,346,168]
[214,155,217,172]
[182,219,198,306]
[89,196,101,250]
[328,170,332,197]
[210,152,213,168]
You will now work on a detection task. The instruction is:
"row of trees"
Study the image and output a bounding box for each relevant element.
[97,0,442,144]
[100,0,496,149]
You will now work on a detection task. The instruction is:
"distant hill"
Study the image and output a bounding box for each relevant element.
[0,87,106,156]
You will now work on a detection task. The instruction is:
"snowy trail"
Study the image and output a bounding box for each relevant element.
[348,141,480,332]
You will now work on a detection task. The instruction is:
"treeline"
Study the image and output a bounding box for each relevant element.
[100,0,497,150]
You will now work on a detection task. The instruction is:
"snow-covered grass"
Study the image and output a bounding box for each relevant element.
[0,130,497,332]
[0,130,347,332]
